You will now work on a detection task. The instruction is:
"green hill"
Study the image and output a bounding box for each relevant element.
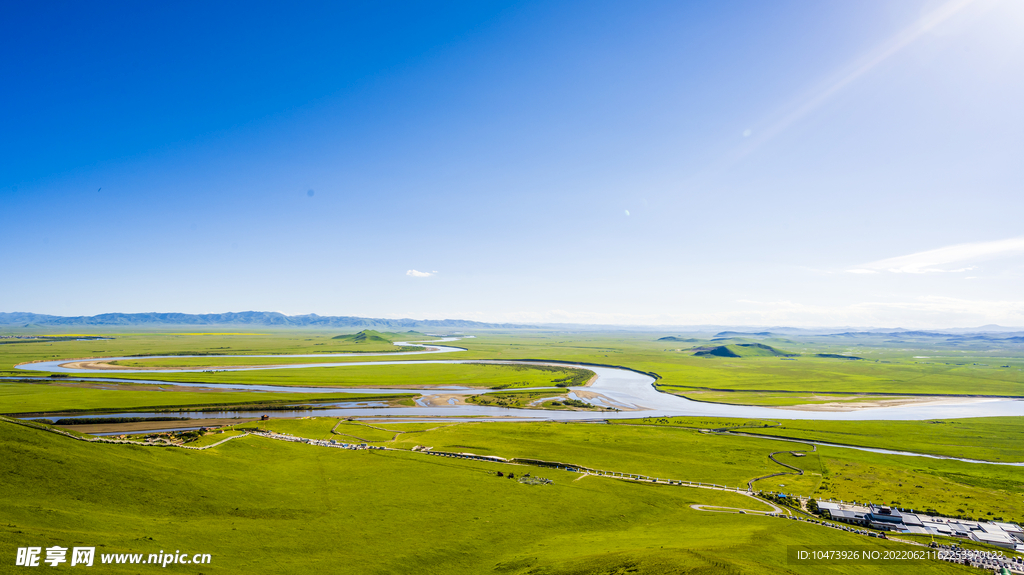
[657,336,701,342]
[331,330,434,343]
[331,329,393,343]
[815,353,863,360]
[395,330,431,340]
[691,343,798,358]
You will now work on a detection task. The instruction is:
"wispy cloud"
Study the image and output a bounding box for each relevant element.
[848,236,1024,274]
[406,269,437,278]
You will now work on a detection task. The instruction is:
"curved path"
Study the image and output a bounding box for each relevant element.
[12,339,1024,422]
[690,501,785,515]
[747,444,816,491]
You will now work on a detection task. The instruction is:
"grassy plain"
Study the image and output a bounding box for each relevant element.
[0,420,976,574]
[457,333,1024,397]
[2,328,1023,571]
[621,416,1024,462]
[1,330,428,371]
[606,417,1024,523]
[236,416,1024,526]
[5,330,1023,399]
[366,421,459,432]
[742,417,1024,462]
[238,417,345,439]
[656,387,917,406]
[0,381,405,415]
[755,451,824,495]
[15,363,591,393]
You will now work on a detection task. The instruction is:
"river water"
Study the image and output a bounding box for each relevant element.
[9,339,1024,423]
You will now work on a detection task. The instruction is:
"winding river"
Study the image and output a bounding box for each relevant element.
[10,338,1024,423]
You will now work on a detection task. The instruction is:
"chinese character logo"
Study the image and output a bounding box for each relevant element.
[71,547,95,567]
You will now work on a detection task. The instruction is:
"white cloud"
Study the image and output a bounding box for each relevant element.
[406,270,435,278]
[848,236,1024,274]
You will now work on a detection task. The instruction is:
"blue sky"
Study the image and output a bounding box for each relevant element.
[3,0,1023,328]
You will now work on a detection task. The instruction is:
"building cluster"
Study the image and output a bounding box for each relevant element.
[768,509,1023,573]
[818,502,1024,551]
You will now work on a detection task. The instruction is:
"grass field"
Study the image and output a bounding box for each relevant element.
[2,328,1022,572]
[365,421,459,433]
[107,355,436,367]
[1,331,433,371]
[603,416,1024,523]
[655,387,918,406]
[215,417,1024,528]
[5,330,1023,398]
[0,380,409,415]
[0,421,978,574]
[446,333,1024,397]
[619,416,1024,462]
[14,362,594,391]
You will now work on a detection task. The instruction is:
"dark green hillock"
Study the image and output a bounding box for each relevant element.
[691,343,798,358]
[815,353,863,360]
[331,330,392,343]
[692,346,740,358]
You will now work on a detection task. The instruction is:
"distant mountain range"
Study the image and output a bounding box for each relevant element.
[0,311,530,330]
[2,312,1022,336]
[821,330,1024,341]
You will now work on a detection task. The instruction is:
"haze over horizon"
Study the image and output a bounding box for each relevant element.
[3,1,1023,329]
[2,310,1022,334]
